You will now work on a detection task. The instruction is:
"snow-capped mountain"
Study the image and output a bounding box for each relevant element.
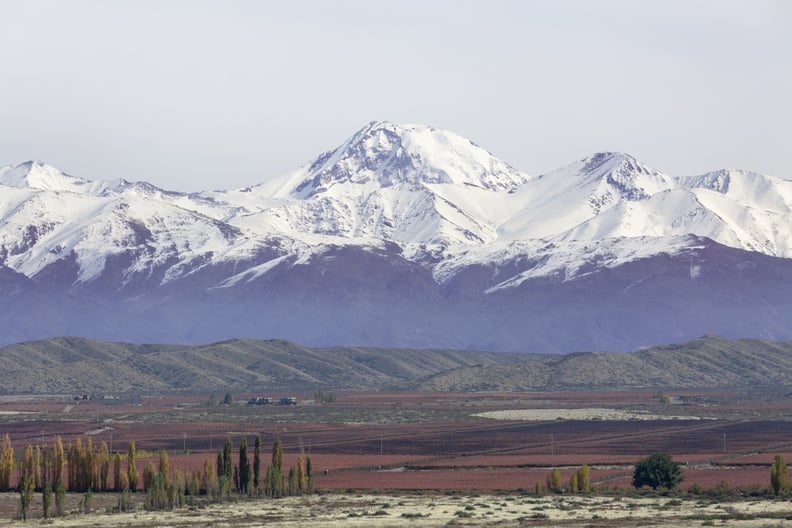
[212,121,531,246]
[1,122,791,352]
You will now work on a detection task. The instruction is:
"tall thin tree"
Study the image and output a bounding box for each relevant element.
[127,441,138,492]
[113,453,122,491]
[98,441,110,491]
[253,435,262,491]
[0,433,14,491]
[238,437,250,495]
[19,472,34,521]
[771,454,788,495]
[158,450,170,486]
[53,436,64,488]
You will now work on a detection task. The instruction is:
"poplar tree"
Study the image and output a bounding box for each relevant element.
[246,463,254,497]
[69,438,84,490]
[33,446,42,490]
[297,453,307,492]
[238,437,250,495]
[84,437,95,491]
[0,433,14,491]
[265,439,285,497]
[143,462,157,491]
[203,457,218,499]
[42,481,53,519]
[288,466,298,496]
[272,439,283,474]
[55,480,66,516]
[216,436,233,498]
[771,454,788,495]
[306,456,314,491]
[576,464,590,493]
[41,443,51,488]
[568,472,578,493]
[67,442,77,490]
[253,435,262,492]
[127,441,138,492]
[217,435,233,482]
[189,470,201,499]
[53,436,64,487]
[22,444,34,489]
[113,453,122,491]
[19,472,34,521]
[145,473,168,510]
[159,450,170,486]
[98,441,110,491]
[546,468,562,493]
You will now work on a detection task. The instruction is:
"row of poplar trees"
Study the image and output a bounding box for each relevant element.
[214,435,313,498]
[0,433,312,498]
[0,433,126,494]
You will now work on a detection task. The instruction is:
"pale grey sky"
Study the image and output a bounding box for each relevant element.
[0,0,789,191]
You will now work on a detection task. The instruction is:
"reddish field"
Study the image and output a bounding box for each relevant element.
[1,390,790,492]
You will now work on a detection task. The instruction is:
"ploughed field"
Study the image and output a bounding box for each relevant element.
[1,390,792,494]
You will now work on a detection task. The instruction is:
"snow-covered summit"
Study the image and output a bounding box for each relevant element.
[549,151,675,211]
[267,121,530,200]
[232,121,533,246]
[0,160,93,192]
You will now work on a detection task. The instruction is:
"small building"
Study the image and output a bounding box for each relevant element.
[247,397,275,406]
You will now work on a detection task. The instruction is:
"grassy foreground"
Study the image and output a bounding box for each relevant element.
[1,491,792,527]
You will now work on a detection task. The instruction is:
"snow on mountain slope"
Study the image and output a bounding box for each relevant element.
[1,122,791,295]
[260,120,529,199]
[677,170,792,257]
[0,160,230,220]
[0,160,130,196]
[498,152,677,240]
[556,190,738,244]
[433,235,705,291]
[0,184,249,286]
[682,169,792,213]
[234,182,502,246]
[218,121,532,246]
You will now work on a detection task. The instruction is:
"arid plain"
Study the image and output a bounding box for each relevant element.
[1,388,792,526]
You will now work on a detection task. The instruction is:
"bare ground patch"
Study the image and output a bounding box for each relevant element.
[1,493,791,527]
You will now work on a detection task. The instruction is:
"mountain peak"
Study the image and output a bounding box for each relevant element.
[0,160,90,191]
[575,152,675,209]
[580,151,661,180]
[0,161,174,199]
[681,168,773,195]
[285,121,530,198]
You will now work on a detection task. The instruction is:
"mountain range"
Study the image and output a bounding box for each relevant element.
[1,121,791,352]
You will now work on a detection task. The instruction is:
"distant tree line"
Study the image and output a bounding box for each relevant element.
[0,432,314,519]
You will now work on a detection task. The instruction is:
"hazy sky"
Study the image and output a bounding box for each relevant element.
[1,1,789,191]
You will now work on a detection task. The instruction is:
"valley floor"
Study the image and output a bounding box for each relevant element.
[2,389,792,526]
